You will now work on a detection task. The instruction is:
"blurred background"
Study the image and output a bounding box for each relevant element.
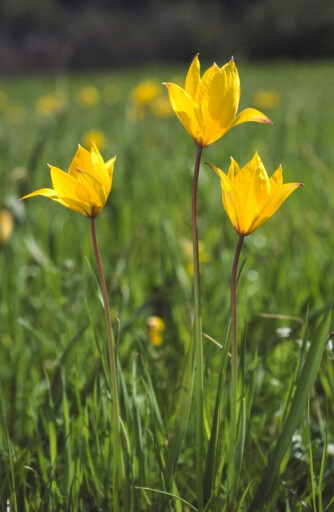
[1,0,334,74]
[1,0,334,509]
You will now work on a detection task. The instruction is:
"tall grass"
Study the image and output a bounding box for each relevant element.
[0,60,333,510]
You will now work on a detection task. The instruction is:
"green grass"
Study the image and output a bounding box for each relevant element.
[0,59,334,511]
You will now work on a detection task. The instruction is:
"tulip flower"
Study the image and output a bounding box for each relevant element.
[209,153,303,505]
[164,55,272,147]
[21,143,115,218]
[208,152,303,235]
[22,141,124,500]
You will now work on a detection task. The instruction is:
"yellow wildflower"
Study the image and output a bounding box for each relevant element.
[131,80,161,105]
[146,316,165,347]
[77,86,100,107]
[251,90,282,110]
[21,143,115,219]
[0,210,14,246]
[35,92,65,117]
[82,130,106,150]
[208,152,302,235]
[164,55,272,147]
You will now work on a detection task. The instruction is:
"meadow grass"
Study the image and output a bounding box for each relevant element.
[0,59,334,511]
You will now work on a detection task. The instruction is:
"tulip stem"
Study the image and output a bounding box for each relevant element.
[192,144,204,511]
[90,218,124,510]
[229,233,244,500]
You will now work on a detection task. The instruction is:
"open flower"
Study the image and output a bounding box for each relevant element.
[164,55,272,147]
[21,143,115,218]
[208,152,303,235]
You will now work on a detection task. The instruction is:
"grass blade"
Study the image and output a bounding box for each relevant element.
[165,337,195,489]
[203,324,230,504]
[249,309,332,511]
[136,486,198,511]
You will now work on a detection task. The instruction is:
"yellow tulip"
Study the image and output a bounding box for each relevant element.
[21,143,115,218]
[208,152,303,235]
[164,55,272,147]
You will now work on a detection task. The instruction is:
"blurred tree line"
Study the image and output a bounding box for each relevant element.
[0,0,334,72]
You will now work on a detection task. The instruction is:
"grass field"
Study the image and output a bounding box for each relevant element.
[0,59,334,511]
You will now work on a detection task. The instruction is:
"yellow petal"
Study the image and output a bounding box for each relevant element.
[269,165,283,191]
[200,61,240,145]
[252,182,303,232]
[232,107,272,128]
[220,59,240,117]
[197,63,220,103]
[245,152,270,202]
[90,142,111,195]
[221,59,241,109]
[50,165,91,210]
[68,145,94,177]
[55,197,94,216]
[20,187,89,216]
[164,82,203,143]
[227,157,241,180]
[21,187,58,201]
[207,162,240,232]
[185,54,200,99]
[68,144,109,207]
[199,65,227,144]
[106,156,116,185]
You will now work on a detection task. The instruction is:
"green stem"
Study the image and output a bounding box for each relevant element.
[192,144,204,511]
[90,218,123,509]
[229,233,244,502]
